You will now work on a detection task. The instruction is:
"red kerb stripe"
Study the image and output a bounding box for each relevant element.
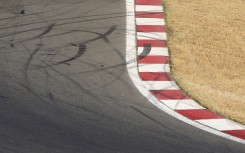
[138,56,168,64]
[136,0,162,5]
[136,12,164,18]
[139,72,173,81]
[175,109,223,120]
[136,25,166,32]
[137,40,167,47]
[224,130,245,140]
[150,90,189,100]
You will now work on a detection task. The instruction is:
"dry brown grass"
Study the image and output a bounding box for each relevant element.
[163,0,245,124]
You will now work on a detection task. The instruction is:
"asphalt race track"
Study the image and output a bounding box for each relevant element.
[0,0,244,152]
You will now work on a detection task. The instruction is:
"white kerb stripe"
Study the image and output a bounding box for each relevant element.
[136,18,165,25]
[142,81,179,90]
[137,32,167,40]
[135,5,163,12]
[138,64,170,72]
[138,47,169,56]
[197,119,245,131]
[160,99,205,110]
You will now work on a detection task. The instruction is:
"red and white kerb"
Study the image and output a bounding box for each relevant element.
[134,0,245,140]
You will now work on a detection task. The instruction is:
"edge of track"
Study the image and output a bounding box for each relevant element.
[125,0,245,144]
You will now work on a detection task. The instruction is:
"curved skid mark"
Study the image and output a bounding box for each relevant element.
[84,25,117,44]
[32,26,116,68]
[32,23,56,39]
[0,95,8,100]
[24,45,42,72]
[138,44,151,58]
[23,42,43,87]
[55,43,87,65]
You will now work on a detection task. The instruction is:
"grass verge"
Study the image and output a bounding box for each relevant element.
[163,0,245,124]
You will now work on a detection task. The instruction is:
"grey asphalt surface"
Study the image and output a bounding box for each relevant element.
[0,0,244,153]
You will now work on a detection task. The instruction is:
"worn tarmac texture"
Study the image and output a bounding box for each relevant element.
[0,0,245,152]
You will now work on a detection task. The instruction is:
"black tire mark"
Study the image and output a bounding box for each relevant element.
[138,44,151,59]
[24,43,42,86]
[43,68,55,101]
[36,23,55,36]
[55,43,87,65]
[0,95,8,100]
[26,23,56,41]
[24,44,42,72]
[38,26,116,67]
[84,25,117,44]
[53,26,116,65]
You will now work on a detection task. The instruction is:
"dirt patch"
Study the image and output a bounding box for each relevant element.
[163,0,245,124]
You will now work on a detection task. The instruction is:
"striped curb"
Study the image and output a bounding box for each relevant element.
[126,0,245,143]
